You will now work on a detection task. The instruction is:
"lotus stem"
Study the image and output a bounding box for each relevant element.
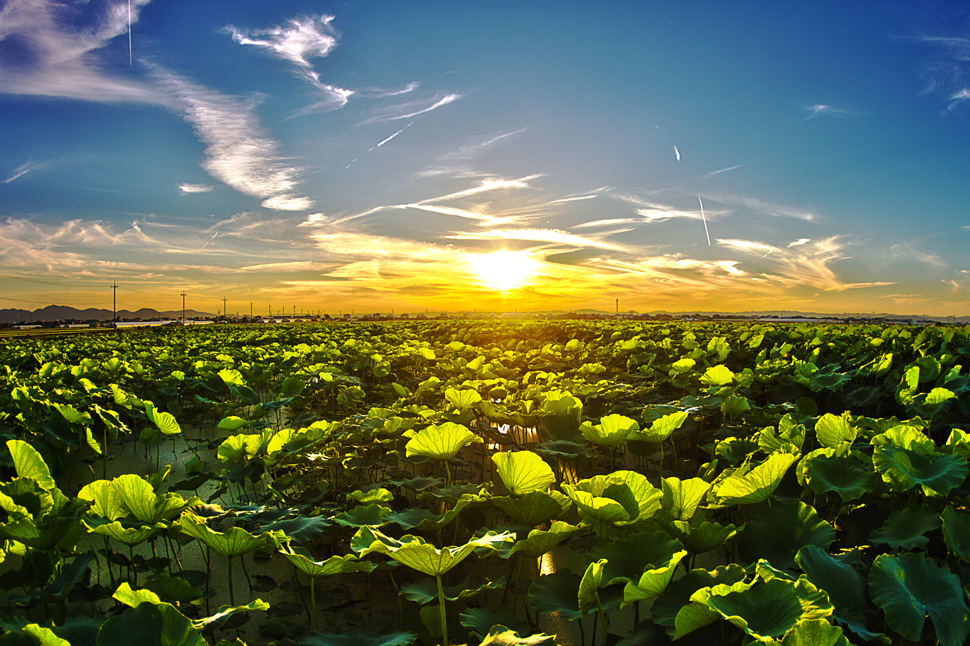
[310,576,317,632]
[436,573,449,646]
[227,555,235,606]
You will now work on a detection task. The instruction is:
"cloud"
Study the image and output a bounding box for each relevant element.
[155,71,313,211]
[703,193,818,222]
[803,103,852,120]
[718,236,893,292]
[0,0,162,104]
[448,228,632,252]
[359,91,463,124]
[3,160,48,184]
[226,15,352,112]
[178,183,214,194]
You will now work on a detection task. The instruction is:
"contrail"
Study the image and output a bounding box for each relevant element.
[673,145,681,161]
[200,231,218,250]
[698,195,711,246]
[368,122,413,152]
[128,0,132,66]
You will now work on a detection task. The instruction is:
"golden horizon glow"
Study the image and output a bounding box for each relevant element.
[467,249,540,292]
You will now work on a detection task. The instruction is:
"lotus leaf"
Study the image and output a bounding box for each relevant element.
[661,477,710,522]
[145,403,181,436]
[260,515,330,544]
[561,470,662,537]
[778,619,851,646]
[405,422,482,461]
[634,410,688,444]
[492,490,571,526]
[942,506,970,563]
[352,526,513,577]
[87,520,164,546]
[799,451,877,501]
[143,572,204,605]
[738,502,835,570]
[696,576,833,641]
[758,414,806,453]
[814,413,856,455]
[444,388,482,411]
[700,365,734,387]
[492,451,555,496]
[301,630,416,646]
[216,416,248,432]
[579,414,638,448]
[6,440,56,490]
[651,564,746,628]
[333,504,390,528]
[673,577,755,639]
[459,608,530,641]
[508,521,578,559]
[668,517,739,555]
[78,480,126,521]
[400,571,505,605]
[869,552,970,646]
[112,474,197,524]
[873,444,967,496]
[280,550,376,579]
[870,505,941,550]
[713,451,798,506]
[348,488,395,505]
[178,515,275,558]
[796,546,882,641]
[589,530,687,604]
[97,599,205,646]
[19,624,71,646]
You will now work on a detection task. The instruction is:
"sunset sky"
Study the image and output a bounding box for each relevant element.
[1,1,969,316]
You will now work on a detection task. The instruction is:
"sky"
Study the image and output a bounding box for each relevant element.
[1,0,969,317]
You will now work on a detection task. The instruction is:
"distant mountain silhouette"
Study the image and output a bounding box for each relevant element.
[0,305,214,324]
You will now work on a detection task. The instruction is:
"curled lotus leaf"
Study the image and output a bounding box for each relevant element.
[405,422,482,461]
[561,470,662,537]
[492,450,555,496]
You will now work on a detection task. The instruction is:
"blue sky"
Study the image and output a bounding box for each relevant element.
[1,0,968,316]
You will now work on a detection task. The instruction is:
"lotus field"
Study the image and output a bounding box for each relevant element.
[3,319,970,646]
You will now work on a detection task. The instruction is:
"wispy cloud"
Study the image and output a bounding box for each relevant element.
[448,228,632,252]
[359,91,463,124]
[226,15,352,112]
[178,183,214,194]
[3,160,48,184]
[718,236,893,291]
[0,0,160,104]
[704,164,743,178]
[802,103,852,120]
[155,71,313,211]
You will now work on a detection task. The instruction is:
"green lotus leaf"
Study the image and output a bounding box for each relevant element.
[444,387,482,411]
[351,526,512,577]
[301,629,416,646]
[589,530,687,604]
[112,474,196,524]
[528,571,584,620]
[873,444,968,497]
[492,490,571,526]
[400,571,505,605]
[758,414,806,454]
[54,402,92,426]
[651,564,746,628]
[778,619,851,646]
[77,480,125,520]
[113,581,163,607]
[578,558,608,613]
[385,495,479,533]
[477,627,554,646]
[815,413,856,455]
[668,518,739,555]
[97,596,205,646]
[871,423,934,452]
[280,376,305,397]
[280,550,376,579]
[869,552,970,646]
[260,515,331,544]
[460,608,528,642]
[6,439,56,490]
[87,520,164,546]
[721,394,750,419]
[870,505,941,550]
[738,502,835,570]
[942,506,970,563]
[669,357,696,375]
[796,546,882,641]
[333,504,391,528]
[634,410,688,443]
[661,477,711,521]
[20,624,71,646]
[405,422,482,461]
[534,440,595,460]
[143,573,204,605]
[714,451,798,506]
[673,577,755,639]
[348,488,395,505]
[698,577,833,641]
[800,452,877,501]
[579,414,638,448]
[508,521,578,559]
[492,451,555,496]
[191,598,270,630]
[561,470,662,537]
[700,365,734,387]
[218,368,245,387]
[0,477,53,519]
[145,403,181,436]
[216,416,248,432]
[178,515,274,558]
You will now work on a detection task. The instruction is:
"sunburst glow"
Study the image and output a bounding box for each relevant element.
[468,249,539,291]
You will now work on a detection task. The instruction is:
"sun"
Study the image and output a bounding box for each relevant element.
[468,249,539,291]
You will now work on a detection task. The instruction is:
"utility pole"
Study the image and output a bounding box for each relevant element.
[180,291,187,325]
[222,297,228,320]
[250,302,253,320]
[111,281,118,323]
